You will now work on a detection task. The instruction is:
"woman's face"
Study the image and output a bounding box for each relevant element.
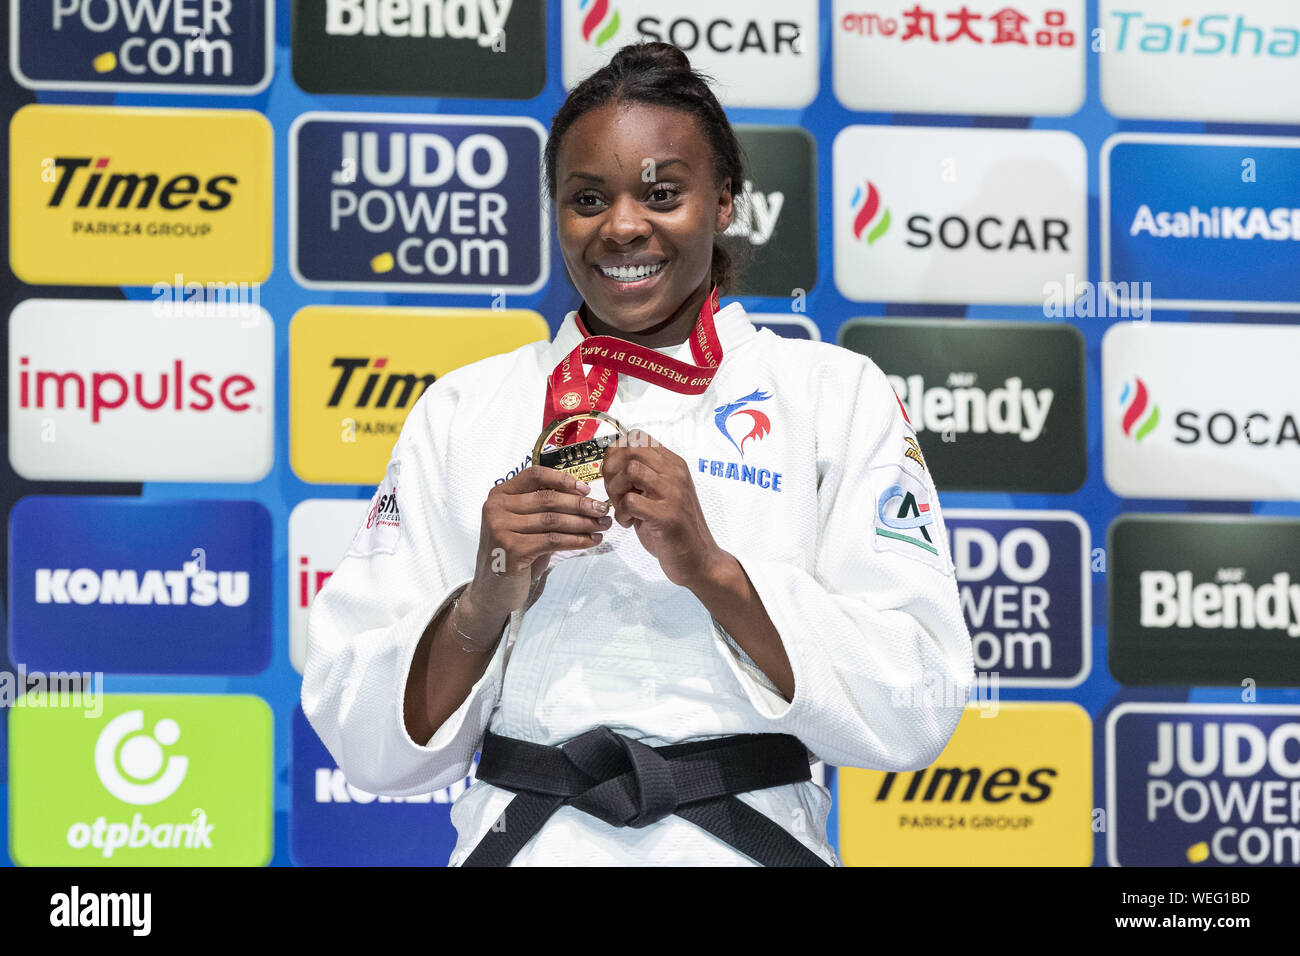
[555,101,733,339]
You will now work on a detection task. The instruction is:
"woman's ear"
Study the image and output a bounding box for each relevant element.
[715,177,734,233]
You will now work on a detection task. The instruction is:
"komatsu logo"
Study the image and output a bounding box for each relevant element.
[35,559,250,606]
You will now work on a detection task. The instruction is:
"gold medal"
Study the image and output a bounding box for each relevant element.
[532,411,628,506]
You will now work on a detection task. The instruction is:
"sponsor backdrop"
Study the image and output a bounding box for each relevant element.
[2,1,1298,868]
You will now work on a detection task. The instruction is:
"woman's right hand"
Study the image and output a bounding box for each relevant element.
[456,466,612,637]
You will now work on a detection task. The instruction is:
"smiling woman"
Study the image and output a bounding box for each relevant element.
[302,41,974,869]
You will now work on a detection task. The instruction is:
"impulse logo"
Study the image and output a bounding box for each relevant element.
[12,0,272,93]
[291,114,547,293]
[1119,377,1159,442]
[580,0,621,47]
[18,356,260,424]
[851,181,891,244]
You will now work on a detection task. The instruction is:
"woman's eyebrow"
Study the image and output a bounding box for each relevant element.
[563,157,692,185]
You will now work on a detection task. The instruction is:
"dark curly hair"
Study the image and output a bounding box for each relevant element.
[544,41,748,295]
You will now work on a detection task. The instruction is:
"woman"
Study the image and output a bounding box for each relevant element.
[302,42,974,866]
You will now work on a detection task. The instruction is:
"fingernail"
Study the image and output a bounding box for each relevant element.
[576,480,591,493]
[594,500,608,513]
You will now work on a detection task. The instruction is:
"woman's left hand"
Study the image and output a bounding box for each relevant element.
[601,429,723,590]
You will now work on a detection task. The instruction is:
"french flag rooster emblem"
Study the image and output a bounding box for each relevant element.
[714,389,773,457]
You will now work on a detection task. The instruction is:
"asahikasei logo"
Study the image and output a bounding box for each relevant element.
[9,497,271,675]
[10,0,273,93]
[1107,703,1300,866]
[291,707,467,865]
[10,694,272,866]
[1103,133,1300,311]
[946,510,1090,687]
[290,112,548,293]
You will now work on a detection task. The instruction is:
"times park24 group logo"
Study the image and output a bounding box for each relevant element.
[290,306,548,484]
[9,105,272,287]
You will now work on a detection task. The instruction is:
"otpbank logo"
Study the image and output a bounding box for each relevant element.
[563,0,819,108]
[839,703,1093,865]
[10,0,273,93]
[290,306,548,484]
[9,299,273,483]
[290,112,547,294]
[1102,133,1300,311]
[291,707,466,865]
[9,497,272,675]
[9,694,272,865]
[834,126,1087,304]
[833,1,1085,116]
[1100,1,1300,123]
[1107,703,1300,866]
[9,105,272,287]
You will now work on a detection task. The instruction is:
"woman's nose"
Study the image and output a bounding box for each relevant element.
[599,193,651,244]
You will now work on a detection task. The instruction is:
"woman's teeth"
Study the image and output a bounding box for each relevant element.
[601,262,664,282]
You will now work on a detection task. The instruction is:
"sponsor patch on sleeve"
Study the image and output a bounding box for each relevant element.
[869,464,949,571]
[348,457,402,557]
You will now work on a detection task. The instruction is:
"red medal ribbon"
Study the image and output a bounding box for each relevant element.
[543,286,724,446]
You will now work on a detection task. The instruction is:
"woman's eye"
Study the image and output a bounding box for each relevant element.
[573,191,604,208]
[648,186,679,203]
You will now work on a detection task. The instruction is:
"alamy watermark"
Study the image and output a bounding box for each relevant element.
[1043,274,1152,320]
[0,667,103,718]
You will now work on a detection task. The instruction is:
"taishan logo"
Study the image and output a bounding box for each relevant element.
[1120,377,1160,442]
[1110,10,1300,58]
[9,105,271,286]
[851,180,891,244]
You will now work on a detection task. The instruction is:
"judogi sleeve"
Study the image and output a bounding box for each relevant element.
[301,385,507,796]
[714,357,974,772]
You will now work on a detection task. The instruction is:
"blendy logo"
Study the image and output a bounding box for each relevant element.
[948,510,1090,687]
[839,703,1093,865]
[10,105,271,286]
[1109,515,1300,685]
[291,0,543,98]
[834,126,1086,304]
[9,299,273,483]
[1108,704,1300,867]
[841,319,1086,494]
[834,2,1084,115]
[289,305,549,484]
[563,0,819,108]
[289,499,370,673]
[290,113,547,293]
[890,372,1054,445]
[12,0,273,93]
[724,125,816,297]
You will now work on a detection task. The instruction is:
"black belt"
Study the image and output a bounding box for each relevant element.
[462,726,832,867]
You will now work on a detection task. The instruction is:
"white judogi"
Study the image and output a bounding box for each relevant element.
[301,301,974,866]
